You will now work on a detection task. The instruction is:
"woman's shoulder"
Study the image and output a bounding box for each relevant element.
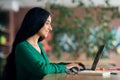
[16,41,31,50]
[16,41,28,47]
[15,41,32,54]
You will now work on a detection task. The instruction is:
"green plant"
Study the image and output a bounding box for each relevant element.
[49,1,119,59]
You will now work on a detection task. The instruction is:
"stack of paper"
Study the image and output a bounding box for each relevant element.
[78,70,111,77]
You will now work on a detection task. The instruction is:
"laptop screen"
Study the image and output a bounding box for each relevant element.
[91,45,104,70]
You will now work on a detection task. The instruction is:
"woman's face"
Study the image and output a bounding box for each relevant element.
[38,16,52,38]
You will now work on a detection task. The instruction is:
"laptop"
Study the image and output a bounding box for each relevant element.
[66,45,105,74]
[84,45,105,71]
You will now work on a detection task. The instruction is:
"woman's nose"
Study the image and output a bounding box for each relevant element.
[49,25,52,31]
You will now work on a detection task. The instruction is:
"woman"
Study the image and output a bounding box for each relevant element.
[2,7,85,80]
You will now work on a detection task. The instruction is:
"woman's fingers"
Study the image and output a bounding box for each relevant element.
[78,63,86,69]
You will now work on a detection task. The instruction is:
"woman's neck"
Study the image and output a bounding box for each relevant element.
[27,34,42,53]
[27,34,39,45]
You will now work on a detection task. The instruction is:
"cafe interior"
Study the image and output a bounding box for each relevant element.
[0,0,120,80]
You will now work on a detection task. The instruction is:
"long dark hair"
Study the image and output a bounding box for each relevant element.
[2,7,50,80]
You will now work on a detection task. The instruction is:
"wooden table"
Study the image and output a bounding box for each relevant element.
[43,72,120,80]
[51,59,116,66]
[43,60,118,80]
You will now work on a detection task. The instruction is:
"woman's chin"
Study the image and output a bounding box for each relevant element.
[44,34,48,38]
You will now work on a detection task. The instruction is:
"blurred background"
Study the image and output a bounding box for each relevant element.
[0,0,120,78]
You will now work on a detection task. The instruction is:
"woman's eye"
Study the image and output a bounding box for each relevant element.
[46,22,50,25]
[46,23,49,24]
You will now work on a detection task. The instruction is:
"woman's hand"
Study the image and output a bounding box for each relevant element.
[66,62,85,70]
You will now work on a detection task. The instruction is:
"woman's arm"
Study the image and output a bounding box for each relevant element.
[15,43,67,77]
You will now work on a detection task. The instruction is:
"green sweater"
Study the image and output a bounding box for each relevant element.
[15,41,67,80]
